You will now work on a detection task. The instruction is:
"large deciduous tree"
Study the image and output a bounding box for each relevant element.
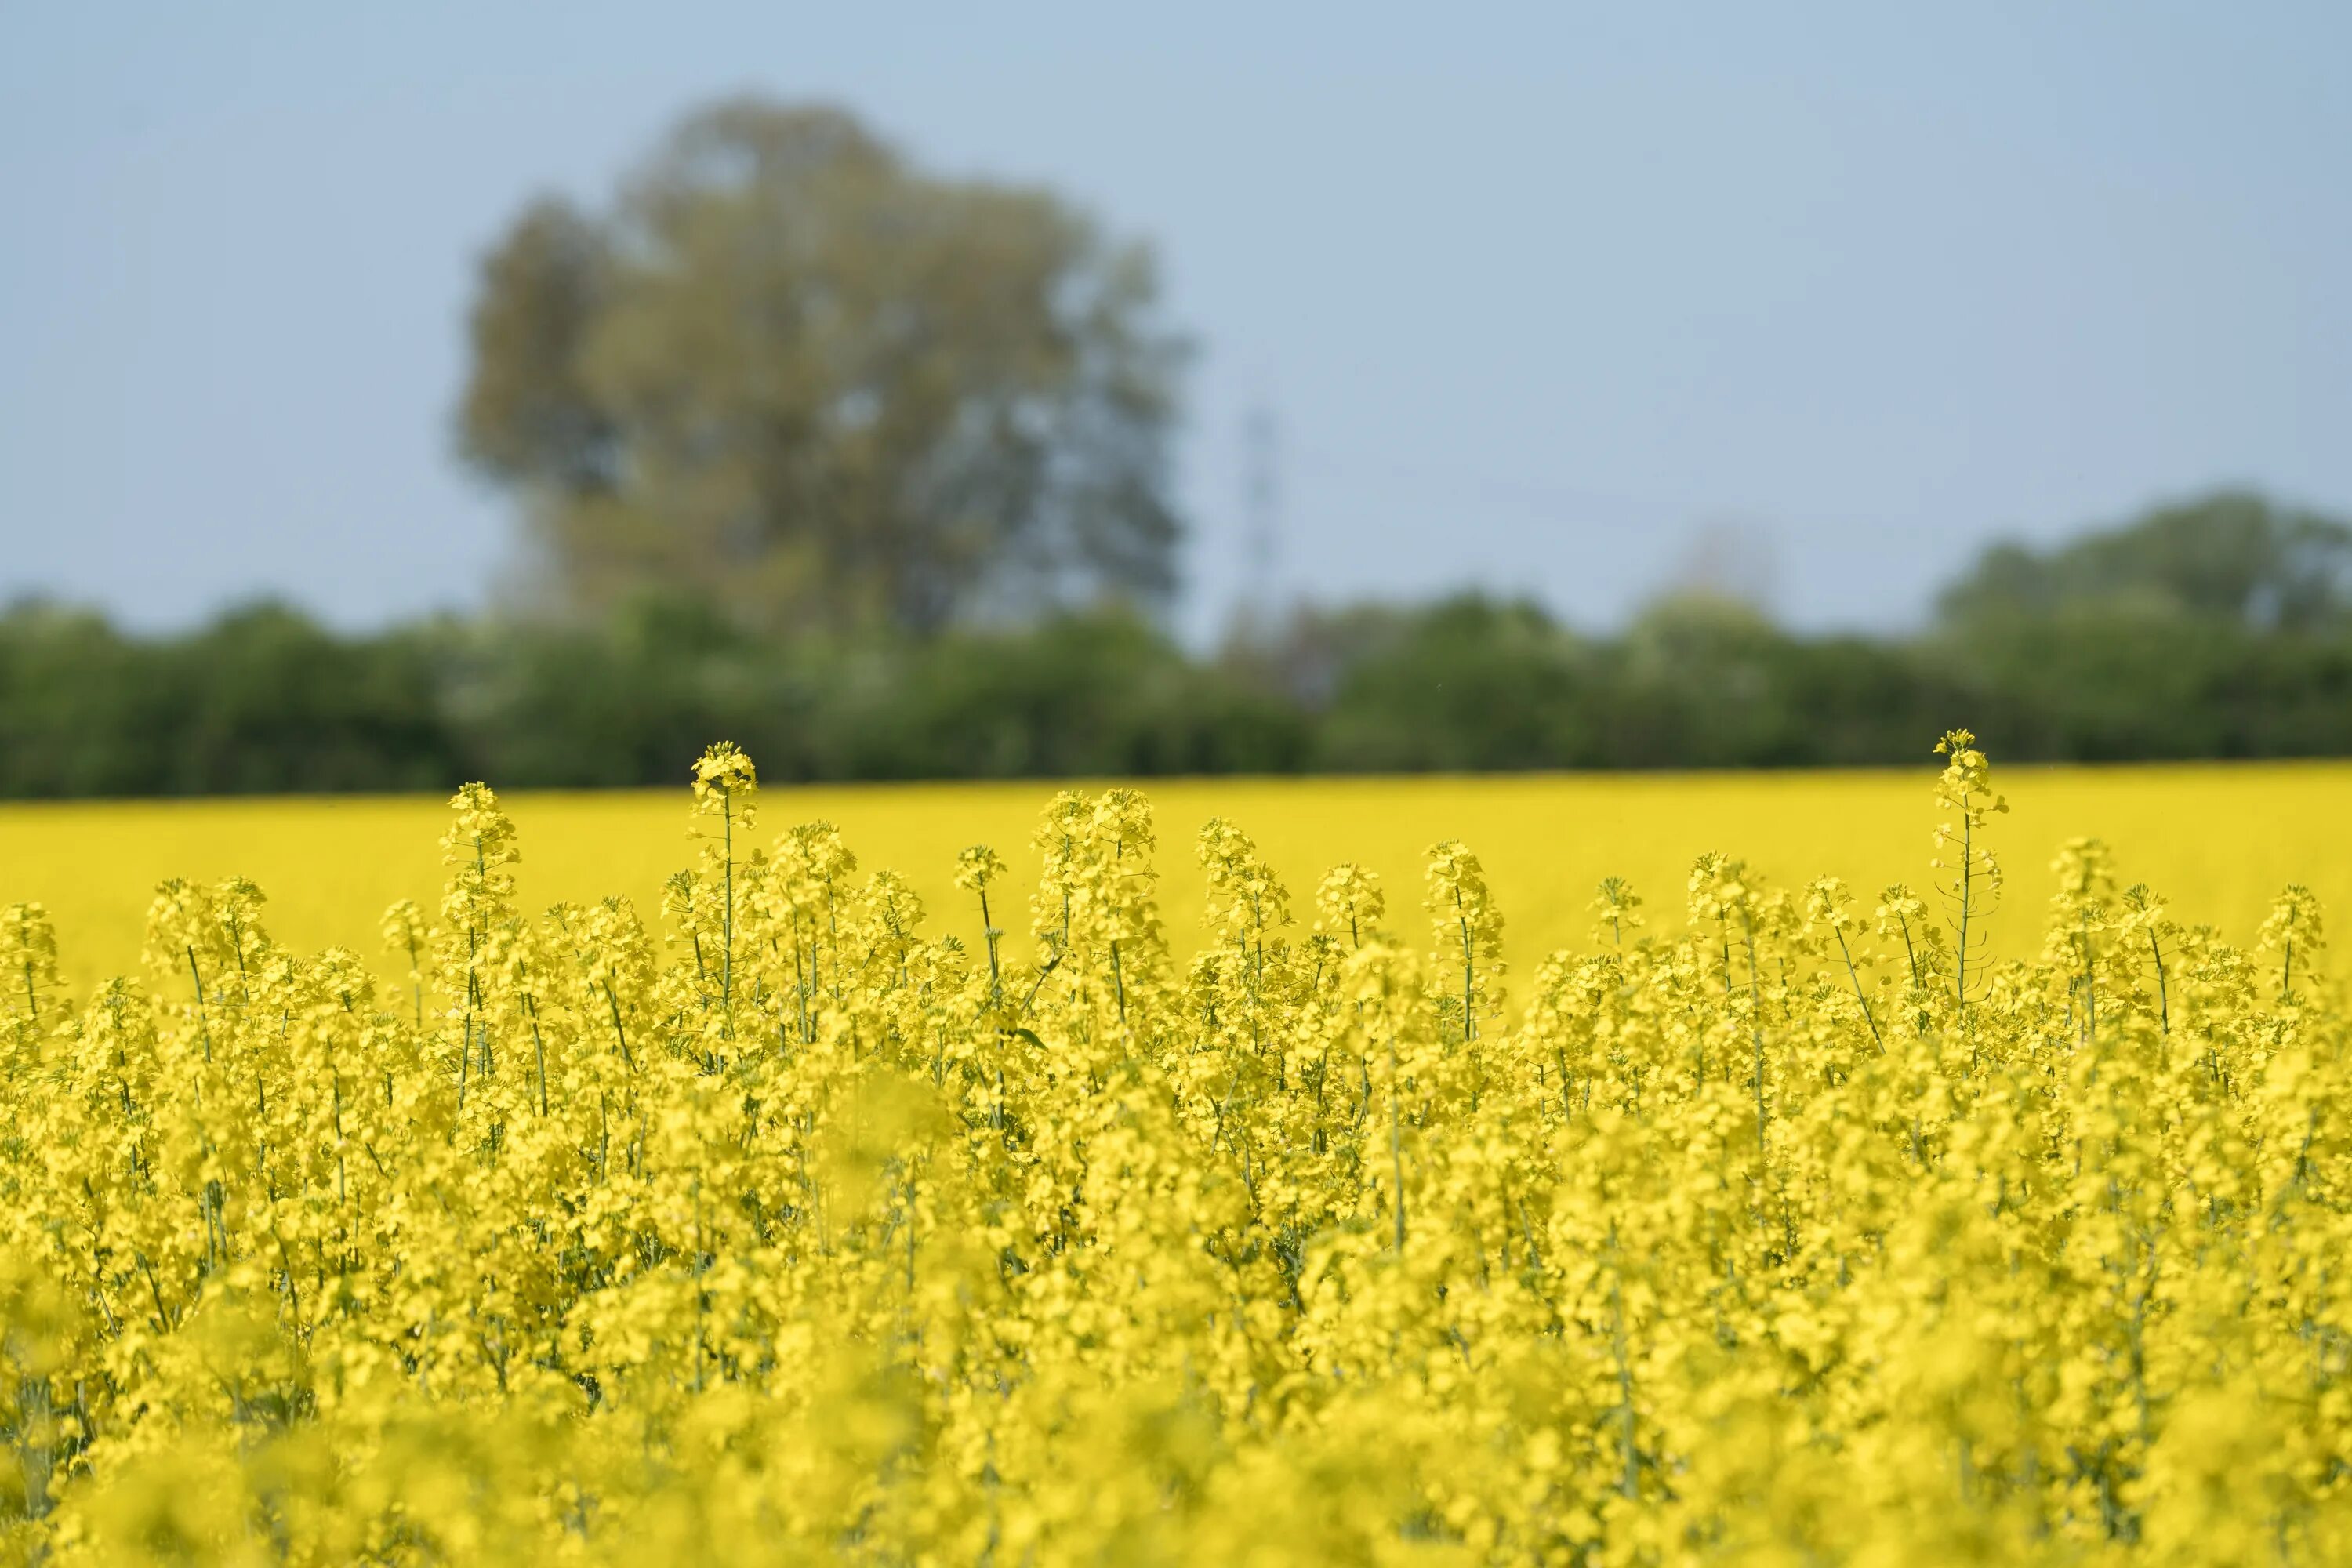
[459,100,1185,635]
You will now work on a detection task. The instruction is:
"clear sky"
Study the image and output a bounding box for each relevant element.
[2,2,2346,640]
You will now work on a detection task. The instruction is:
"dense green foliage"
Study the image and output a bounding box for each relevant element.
[0,594,2343,797]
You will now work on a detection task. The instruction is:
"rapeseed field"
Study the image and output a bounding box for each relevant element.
[4,761,2343,991]
[1,738,2346,1563]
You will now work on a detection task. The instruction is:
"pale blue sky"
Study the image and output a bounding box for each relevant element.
[2,2,2346,638]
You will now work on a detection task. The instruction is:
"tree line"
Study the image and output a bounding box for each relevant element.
[5,490,2347,796]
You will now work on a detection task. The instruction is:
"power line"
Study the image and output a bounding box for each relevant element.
[1241,402,1280,603]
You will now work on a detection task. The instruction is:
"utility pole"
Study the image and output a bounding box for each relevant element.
[1240,403,1279,619]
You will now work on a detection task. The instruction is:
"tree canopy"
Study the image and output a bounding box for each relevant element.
[1936,489,2352,630]
[459,100,1186,635]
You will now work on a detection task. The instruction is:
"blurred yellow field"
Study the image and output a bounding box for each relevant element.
[3,760,2343,989]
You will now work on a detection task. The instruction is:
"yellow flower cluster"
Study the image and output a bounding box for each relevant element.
[0,738,2344,1564]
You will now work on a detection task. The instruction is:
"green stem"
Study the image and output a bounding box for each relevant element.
[1834,927,1883,1052]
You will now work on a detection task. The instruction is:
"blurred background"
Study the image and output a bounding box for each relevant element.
[3,2,2348,793]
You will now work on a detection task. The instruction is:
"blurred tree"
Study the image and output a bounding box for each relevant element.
[0,599,461,796]
[459,99,1185,635]
[1314,595,1606,771]
[1938,489,2352,630]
